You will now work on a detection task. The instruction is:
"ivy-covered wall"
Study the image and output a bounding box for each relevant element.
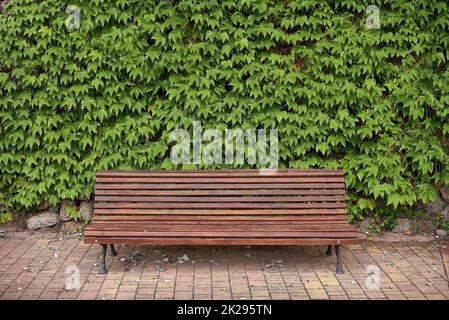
[1,0,449,224]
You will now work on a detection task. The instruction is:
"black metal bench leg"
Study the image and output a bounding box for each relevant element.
[99,244,108,274]
[325,245,333,256]
[109,244,118,257]
[335,245,343,274]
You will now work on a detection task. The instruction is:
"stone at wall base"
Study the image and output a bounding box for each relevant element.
[26,212,58,230]
[59,200,76,222]
[79,201,93,222]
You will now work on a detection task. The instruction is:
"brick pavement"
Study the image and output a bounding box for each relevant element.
[0,231,448,300]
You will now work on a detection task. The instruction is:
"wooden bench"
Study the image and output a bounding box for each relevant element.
[84,169,358,274]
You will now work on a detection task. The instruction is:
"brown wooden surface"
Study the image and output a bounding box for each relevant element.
[85,169,358,245]
[84,238,357,245]
[95,177,345,183]
[94,195,346,202]
[95,183,346,190]
[95,189,346,196]
[96,169,342,176]
[92,215,350,221]
[92,209,348,215]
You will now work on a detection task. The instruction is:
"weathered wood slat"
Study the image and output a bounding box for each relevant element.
[96,177,344,183]
[95,183,345,190]
[96,169,342,177]
[93,208,348,215]
[90,222,352,228]
[85,230,357,238]
[89,221,355,231]
[94,189,346,196]
[92,215,350,222]
[94,195,346,203]
[94,202,346,209]
[85,226,356,233]
[84,238,357,245]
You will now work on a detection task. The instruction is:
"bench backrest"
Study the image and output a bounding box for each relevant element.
[93,169,347,223]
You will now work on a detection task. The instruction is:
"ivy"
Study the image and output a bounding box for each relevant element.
[1,0,449,224]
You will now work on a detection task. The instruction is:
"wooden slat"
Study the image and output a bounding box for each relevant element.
[84,238,358,245]
[93,208,348,215]
[91,221,351,227]
[94,202,346,209]
[85,224,356,232]
[96,176,344,184]
[85,230,357,238]
[96,169,343,177]
[92,215,350,222]
[94,195,345,203]
[86,220,355,226]
[94,189,346,196]
[95,183,345,190]
[96,177,344,183]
